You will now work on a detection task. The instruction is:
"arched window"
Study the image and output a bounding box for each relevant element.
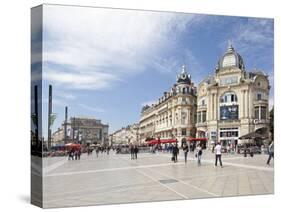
[220,92,238,103]
[182,87,186,94]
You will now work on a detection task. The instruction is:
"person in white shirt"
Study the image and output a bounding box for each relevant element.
[214,142,223,167]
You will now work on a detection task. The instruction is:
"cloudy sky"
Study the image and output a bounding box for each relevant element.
[37,5,274,136]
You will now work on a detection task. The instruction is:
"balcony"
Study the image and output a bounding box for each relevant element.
[218,119,240,125]
[196,122,207,128]
[253,99,268,106]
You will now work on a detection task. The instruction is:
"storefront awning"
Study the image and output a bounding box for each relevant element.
[187,137,208,142]
[146,139,177,145]
[238,132,268,140]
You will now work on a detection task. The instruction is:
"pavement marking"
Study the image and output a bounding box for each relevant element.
[44,182,160,204]
[146,167,219,197]
[44,155,273,177]
[43,158,68,175]
[45,161,186,177]
[158,154,274,172]
[135,168,189,199]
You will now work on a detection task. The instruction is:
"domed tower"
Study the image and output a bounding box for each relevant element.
[174,65,196,96]
[215,42,245,73]
[177,65,191,84]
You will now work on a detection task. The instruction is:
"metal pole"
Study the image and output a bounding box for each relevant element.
[48,85,52,150]
[64,106,68,144]
[34,85,39,151]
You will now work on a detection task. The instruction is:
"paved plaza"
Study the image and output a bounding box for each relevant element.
[41,151,274,208]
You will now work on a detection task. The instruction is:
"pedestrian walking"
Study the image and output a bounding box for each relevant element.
[74,150,78,160]
[182,143,189,163]
[214,142,223,167]
[134,145,139,160]
[196,144,203,166]
[172,144,179,163]
[130,145,135,160]
[267,141,274,165]
[96,147,99,158]
[68,148,74,160]
[77,149,81,160]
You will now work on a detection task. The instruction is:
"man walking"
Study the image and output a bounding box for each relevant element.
[183,143,189,163]
[172,144,179,163]
[130,144,135,160]
[214,142,223,167]
[267,141,274,165]
[134,145,139,160]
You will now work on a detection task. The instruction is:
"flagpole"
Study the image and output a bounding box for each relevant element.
[48,85,52,150]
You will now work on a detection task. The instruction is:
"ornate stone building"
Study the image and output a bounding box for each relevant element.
[52,117,109,146]
[139,66,197,145]
[196,44,270,147]
[110,123,140,145]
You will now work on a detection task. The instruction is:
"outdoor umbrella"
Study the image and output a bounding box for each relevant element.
[238,132,268,140]
[65,143,81,150]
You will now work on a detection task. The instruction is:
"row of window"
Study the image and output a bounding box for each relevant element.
[201,92,267,105]
[196,105,267,122]
[220,131,239,138]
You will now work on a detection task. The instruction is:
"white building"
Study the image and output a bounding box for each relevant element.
[196,44,270,147]
[139,65,197,145]
[111,123,140,145]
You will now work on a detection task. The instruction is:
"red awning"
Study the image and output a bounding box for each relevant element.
[187,137,208,142]
[65,143,81,149]
[146,139,177,145]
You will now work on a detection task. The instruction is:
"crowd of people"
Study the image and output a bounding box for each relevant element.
[66,140,274,167]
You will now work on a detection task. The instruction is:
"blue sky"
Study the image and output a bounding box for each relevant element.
[38,5,274,136]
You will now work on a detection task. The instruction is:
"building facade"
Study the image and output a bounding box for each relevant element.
[52,117,109,146]
[70,117,109,145]
[139,66,197,145]
[52,123,71,146]
[196,44,270,147]
[110,123,140,145]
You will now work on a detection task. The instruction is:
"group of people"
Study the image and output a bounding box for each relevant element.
[170,142,223,167]
[68,148,81,160]
[94,146,111,158]
[171,143,203,166]
[130,145,139,160]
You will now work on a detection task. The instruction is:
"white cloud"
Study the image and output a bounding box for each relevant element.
[44,70,121,90]
[42,5,198,90]
[77,103,105,113]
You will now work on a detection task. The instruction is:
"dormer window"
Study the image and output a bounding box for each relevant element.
[257,93,262,101]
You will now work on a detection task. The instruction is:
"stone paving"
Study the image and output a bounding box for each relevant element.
[42,150,274,208]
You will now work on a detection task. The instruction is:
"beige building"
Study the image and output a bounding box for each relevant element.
[52,123,71,146]
[111,123,140,145]
[196,44,270,147]
[139,66,197,145]
[52,117,109,146]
